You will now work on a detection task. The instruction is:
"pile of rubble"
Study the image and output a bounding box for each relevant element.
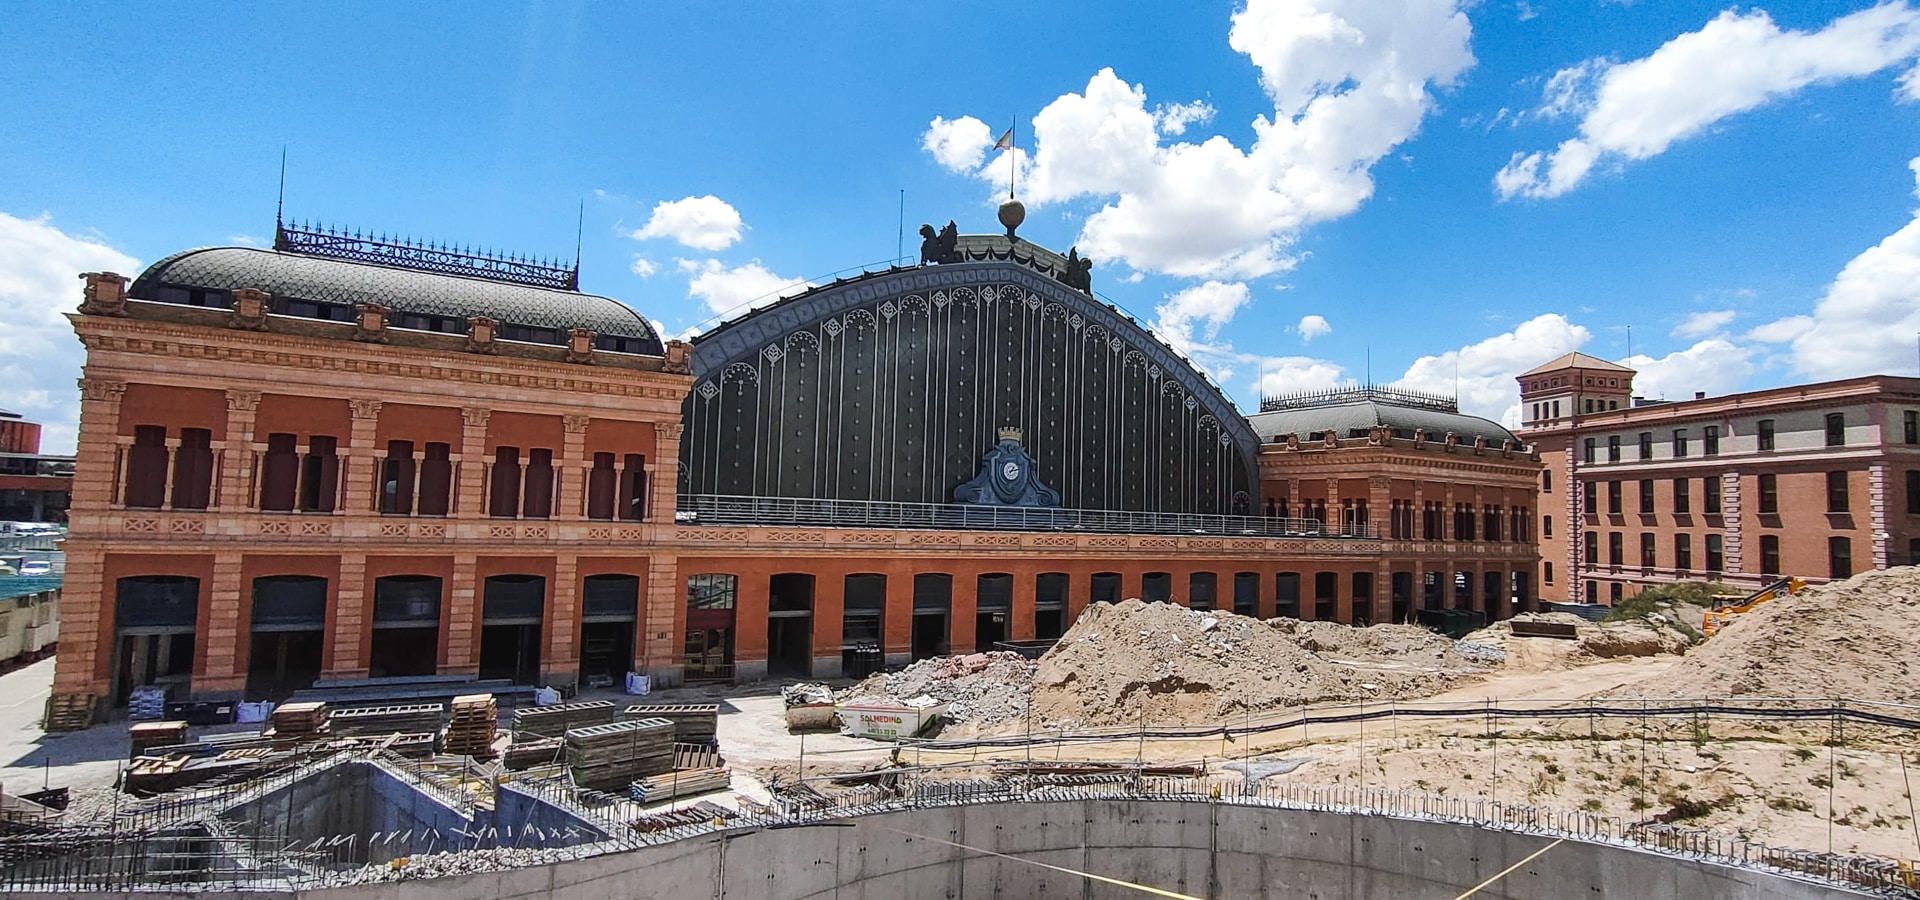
[1027,600,1494,729]
[841,651,1037,727]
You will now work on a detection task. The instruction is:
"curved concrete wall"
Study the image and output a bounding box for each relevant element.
[88,799,1875,900]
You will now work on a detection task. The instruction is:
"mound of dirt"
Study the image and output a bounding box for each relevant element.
[1026,600,1492,729]
[1607,567,1920,702]
[841,651,1037,727]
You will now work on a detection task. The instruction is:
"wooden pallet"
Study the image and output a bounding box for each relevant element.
[43,693,98,733]
[623,704,719,745]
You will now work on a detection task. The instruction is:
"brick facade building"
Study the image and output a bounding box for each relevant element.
[1517,352,1920,604]
[0,409,73,524]
[52,220,1540,719]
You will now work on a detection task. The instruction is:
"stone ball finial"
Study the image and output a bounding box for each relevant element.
[998,199,1026,239]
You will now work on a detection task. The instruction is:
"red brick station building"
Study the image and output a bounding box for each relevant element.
[51,216,1543,718]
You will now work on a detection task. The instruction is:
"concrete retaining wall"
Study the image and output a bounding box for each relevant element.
[48,799,1878,899]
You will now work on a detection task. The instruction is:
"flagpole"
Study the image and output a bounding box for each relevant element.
[1009,116,1017,200]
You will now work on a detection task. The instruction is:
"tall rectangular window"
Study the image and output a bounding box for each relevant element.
[1829,537,1852,579]
[522,448,555,518]
[171,427,214,510]
[1638,479,1655,514]
[489,446,521,517]
[1826,470,1849,513]
[1673,477,1691,514]
[1706,534,1724,575]
[1543,514,1552,538]
[1543,469,1552,493]
[1583,438,1596,464]
[1608,532,1623,571]
[1906,410,1918,444]
[1583,481,1598,514]
[1760,535,1780,579]
[1607,480,1622,515]
[1758,473,1778,514]
[417,442,452,516]
[1825,412,1845,447]
[1675,534,1692,573]
[1638,431,1653,460]
[298,435,339,513]
[1703,425,1720,456]
[1758,419,1775,451]
[1607,435,1621,462]
[260,432,299,511]
[1704,477,1722,515]
[380,440,416,515]
[1639,532,1656,572]
[1908,470,1920,516]
[1584,531,1598,570]
[124,425,170,509]
[1673,429,1689,458]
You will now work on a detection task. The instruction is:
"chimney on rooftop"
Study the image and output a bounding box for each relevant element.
[1694,391,1706,400]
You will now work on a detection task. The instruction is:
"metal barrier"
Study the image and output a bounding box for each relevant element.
[676,493,1376,540]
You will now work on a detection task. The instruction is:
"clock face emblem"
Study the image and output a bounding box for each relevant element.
[1002,461,1021,481]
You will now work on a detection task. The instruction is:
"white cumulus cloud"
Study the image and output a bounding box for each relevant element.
[1623,339,1757,400]
[1497,3,1920,199]
[0,212,140,454]
[924,0,1475,279]
[1255,357,1350,397]
[1152,281,1252,360]
[1782,155,1920,380]
[1672,308,1735,338]
[1743,314,1815,343]
[1296,314,1331,341]
[629,256,657,278]
[631,195,745,252]
[681,258,814,318]
[1397,313,1591,425]
[923,116,996,173]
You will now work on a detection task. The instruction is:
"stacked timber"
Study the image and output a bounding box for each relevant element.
[267,702,329,743]
[503,737,565,770]
[628,767,731,804]
[514,700,616,739]
[623,704,719,745]
[443,694,498,758]
[327,703,446,737]
[565,718,673,791]
[128,721,189,759]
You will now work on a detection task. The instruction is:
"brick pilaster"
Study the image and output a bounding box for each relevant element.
[53,377,126,703]
[344,399,382,514]
[456,408,490,518]
[652,421,684,520]
[643,553,682,686]
[544,553,580,687]
[325,553,369,679]
[219,391,260,513]
[443,553,479,675]
[194,550,246,697]
[559,415,589,519]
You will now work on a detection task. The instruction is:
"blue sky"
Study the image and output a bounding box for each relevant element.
[4,1,1919,453]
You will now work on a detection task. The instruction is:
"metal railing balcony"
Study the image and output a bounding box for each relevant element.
[674,494,1376,539]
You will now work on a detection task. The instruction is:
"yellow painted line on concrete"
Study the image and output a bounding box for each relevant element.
[863,822,1210,900]
[1452,837,1566,899]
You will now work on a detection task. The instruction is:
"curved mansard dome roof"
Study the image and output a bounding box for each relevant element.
[129,246,663,353]
[1247,389,1517,447]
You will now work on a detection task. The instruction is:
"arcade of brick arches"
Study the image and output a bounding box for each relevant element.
[52,219,1539,714]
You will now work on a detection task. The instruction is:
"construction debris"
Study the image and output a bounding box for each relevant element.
[1028,600,1493,729]
[443,694,499,759]
[503,737,565,771]
[565,718,675,791]
[623,704,719,745]
[842,652,1037,727]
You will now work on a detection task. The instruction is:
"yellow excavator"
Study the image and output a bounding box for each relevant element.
[1702,577,1805,636]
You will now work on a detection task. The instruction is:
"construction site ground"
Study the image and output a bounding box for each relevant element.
[4,567,1917,866]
